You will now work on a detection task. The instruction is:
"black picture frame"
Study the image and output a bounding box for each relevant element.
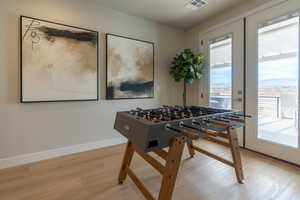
[106,33,155,100]
[20,16,99,103]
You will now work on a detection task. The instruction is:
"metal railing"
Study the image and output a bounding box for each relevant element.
[210,95,281,118]
[258,96,280,119]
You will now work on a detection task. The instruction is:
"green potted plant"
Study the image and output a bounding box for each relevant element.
[170,49,205,106]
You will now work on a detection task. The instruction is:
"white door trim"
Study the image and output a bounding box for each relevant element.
[245,0,300,165]
[198,19,245,146]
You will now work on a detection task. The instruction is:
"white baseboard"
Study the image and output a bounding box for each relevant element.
[0,137,127,170]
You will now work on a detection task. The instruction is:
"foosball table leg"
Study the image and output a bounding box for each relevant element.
[227,127,244,184]
[118,141,134,184]
[118,137,186,200]
[186,140,195,158]
[158,136,186,200]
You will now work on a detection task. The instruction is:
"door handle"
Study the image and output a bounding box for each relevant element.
[233,98,243,102]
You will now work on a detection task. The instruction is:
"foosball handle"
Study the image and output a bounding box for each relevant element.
[183,131,199,140]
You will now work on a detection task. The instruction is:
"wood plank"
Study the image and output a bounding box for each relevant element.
[198,129,218,137]
[218,132,229,138]
[183,126,218,137]
[186,140,195,157]
[158,136,186,200]
[203,136,231,148]
[153,149,168,160]
[191,144,235,167]
[183,131,199,140]
[132,143,165,175]
[118,141,135,184]
[228,127,244,183]
[227,117,245,123]
[210,120,230,127]
[127,167,156,200]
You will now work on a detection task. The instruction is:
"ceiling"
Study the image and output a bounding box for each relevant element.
[96,0,250,30]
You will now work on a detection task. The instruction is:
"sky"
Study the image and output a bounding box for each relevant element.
[211,57,299,88]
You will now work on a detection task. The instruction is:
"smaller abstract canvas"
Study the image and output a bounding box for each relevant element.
[21,16,99,103]
[106,34,154,99]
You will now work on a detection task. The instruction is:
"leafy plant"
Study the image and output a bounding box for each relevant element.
[170,49,205,106]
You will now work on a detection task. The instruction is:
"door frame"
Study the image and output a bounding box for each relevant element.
[198,19,245,146]
[245,0,300,165]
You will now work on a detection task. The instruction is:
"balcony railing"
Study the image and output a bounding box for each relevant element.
[210,95,281,119]
[258,96,280,119]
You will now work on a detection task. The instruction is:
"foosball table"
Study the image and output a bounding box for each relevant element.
[114,106,250,200]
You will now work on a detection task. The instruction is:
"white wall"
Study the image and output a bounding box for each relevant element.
[0,0,185,161]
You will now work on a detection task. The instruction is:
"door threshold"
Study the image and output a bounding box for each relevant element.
[241,147,300,168]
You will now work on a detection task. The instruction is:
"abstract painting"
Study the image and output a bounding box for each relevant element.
[20,16,99,103]
[106,34,154,99]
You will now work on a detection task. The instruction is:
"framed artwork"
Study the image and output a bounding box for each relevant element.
[20,16,99,103]
[106,34,154,100]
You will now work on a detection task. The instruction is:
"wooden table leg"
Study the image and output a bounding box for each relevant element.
[227,127,244,183]
[186,140,195,158]
[158,136,186,200]
[118,141,135,184]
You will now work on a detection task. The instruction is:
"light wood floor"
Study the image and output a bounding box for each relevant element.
[1,140,300,200]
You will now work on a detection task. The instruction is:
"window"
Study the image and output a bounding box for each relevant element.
[257,13,299,147]
[209,35,232,109]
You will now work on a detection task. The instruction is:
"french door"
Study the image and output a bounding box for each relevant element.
[245,0,300,165]
[199,19,245,146]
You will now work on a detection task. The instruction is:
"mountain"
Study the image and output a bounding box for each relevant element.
[212,78,298,88]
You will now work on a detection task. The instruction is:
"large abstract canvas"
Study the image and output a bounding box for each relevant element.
[106,34,154,99]
[21,16,99,103]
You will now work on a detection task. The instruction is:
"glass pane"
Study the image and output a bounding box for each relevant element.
[209,36,232,109]
[258,15,299,147]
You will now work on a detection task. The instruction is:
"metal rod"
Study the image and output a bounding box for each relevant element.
[166,125,182,133]
[277,97,280,119]
[181,123,218,137]
[165,124,201,139]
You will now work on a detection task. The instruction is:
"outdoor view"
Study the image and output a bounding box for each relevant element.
[258,15,299,147]
[209,15,299,148]
[209,36,232,109]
